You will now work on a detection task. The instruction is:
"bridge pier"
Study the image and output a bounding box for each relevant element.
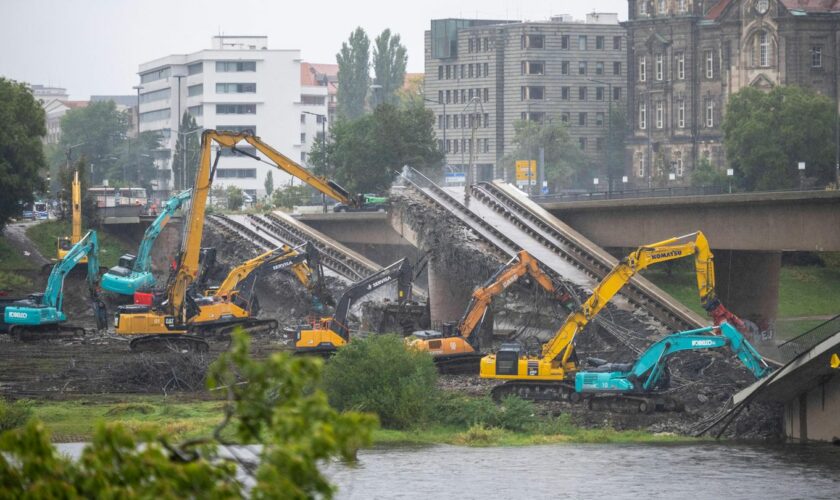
[427,258,472,326]
[715,250,781,332]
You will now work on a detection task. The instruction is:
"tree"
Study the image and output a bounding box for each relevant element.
[264,170,274,198]
[226,186,244,210]
[317,104,443,194]
[0,331,375,498]
[116,130,163,192]
[336,27,371,120]
[372,29,408,107]
[396,74,425,109]
[59,100,128,185]
[0,78,47,232]
[692,157,728,188]
[171,112,201,190]
[503,119,588,190]
[723,85,836,190]
[272,185,310,209]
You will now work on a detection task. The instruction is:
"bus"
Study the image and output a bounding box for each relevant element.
[88,187,148,209]
[21,200,49,220]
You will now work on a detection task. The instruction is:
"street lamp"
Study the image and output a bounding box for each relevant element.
[587,78,613,194]
[370,83,383,109]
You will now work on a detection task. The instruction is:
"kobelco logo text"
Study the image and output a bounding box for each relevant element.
[7,311,28,319]
[691,339,716,347]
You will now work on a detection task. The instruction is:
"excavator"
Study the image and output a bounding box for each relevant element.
[101,189,191,296]
[295,257,416,355]
[1,230,107,340]
[410,250,575,372]
[115,130,358,351]
[56,170,86,264]
[482,231,751,402]
[575,322,771,413]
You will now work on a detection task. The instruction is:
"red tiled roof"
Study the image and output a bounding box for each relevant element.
[301,62,339,95]
[61,100,89,109]
[403,73,424,90]
[705,0,734,19]
[779,0,840,12]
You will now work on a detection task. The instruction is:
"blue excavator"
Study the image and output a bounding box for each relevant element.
[1,230,107,339]
[101,189,191,296]
[574,321,771,413]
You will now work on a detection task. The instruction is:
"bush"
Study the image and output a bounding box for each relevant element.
[0,399,33,432]
[432,394,536,432]
[323,335,438,429]
[226,185,244,210]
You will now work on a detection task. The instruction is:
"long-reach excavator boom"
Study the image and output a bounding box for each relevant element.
[116,130,356,351]
[57,170,84,261]
[482,231,750,402]
[295,258,414,354]
[101,189,192,295]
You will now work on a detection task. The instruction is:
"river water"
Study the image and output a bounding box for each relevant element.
[326,442,840,499]
[56,441,840,499]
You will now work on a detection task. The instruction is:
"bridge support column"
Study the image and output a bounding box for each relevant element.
[715,250,781,331]
[427,258,472,326]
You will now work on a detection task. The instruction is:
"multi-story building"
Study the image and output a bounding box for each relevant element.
[624,0,840,187]
[137,36,302,198]
[299,63,336,168]
[424,14,626,186]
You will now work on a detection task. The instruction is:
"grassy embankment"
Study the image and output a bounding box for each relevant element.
[642,256,840,340]
[26,396,693,446]
[25,220,133,269]
[0,238,37,289]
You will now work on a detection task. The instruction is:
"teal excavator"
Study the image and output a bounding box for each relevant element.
[101,190,191,296]
[1,230,107,339]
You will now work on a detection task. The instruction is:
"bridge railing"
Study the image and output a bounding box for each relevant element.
[776,314,840,364]
[531,185,832,203]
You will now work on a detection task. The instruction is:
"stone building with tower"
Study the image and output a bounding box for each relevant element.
[624,0,840,187]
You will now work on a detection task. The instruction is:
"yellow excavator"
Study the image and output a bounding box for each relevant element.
[57,170,87,264]
[481,231,749,401]
[410,250,575,372]
[115,130,357,351]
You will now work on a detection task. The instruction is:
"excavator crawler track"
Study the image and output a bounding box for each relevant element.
[8,324,88,342]
[490,380,576,402]
[432,353,485,374]
[191,318,279,339]
[129,334,210,354]
[585,395,684,414]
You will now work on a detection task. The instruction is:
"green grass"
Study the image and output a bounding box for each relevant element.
[0,238,36,272]
[25,220,132,268]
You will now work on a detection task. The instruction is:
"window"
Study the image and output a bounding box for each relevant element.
[578,35,587,50]
[579,87,587,100]
[561,61,570,75]
[759,31,770,67]
[561,35,570,49]
[596,87,604,101]
[655,101,664,129]
[578,112,587,126]
[677,99,686,128]
[139,87,170,104]
[655,53,663,80]
[658,0,666,14]
[445,65,451,79]
[522,61,545,75]
[639,56,646,82]
[705,99,715,128]
[483,88,489,102]
[613,61,622,75]
[613,87,622,100]
[523,111,545,122]
[468,38,474,53]
[595,61,604,75]
[484,63,489,76]
[639,101,646,129]
[637,152,646,177]
[523,34,545,49]
[300,132,306,143]
[579,61,587,75]
[460,65,465,79]
[445,90,451,104]
[216,104,256,114]
[522,86,545,100]
[484,113,490,127]
[453,115,459,128]
[674,152,684,176]
[813,45,823,68]
[469,64,474,78]
[678,0,687,13]
[483,138,490,153]
[453,140,459,153]
[140,67,171,83]
[216,61,256,72]
[301,95,324,105]
[452,90,458,104]
[139,108,170,123]
[639,1,647,15]
[438,115,444,129]
[217,125,256,134]
[445,140,451,153]
[613,36,622,50]
[216,82,256,93]
[461,89,466,102]
[187,62,203,75]
[579,137,587,150]
[216,168,256,179]
[187,105,202,117]
[561,87,570,100]
[484,38,489,51]
[183,84,201,97]
[676,52,685,79]
[476,64,481,77]
[705,50,714,79]
[596,112,605,127]
[438,90,443,103]
[596,137,604,151]
[596,36,604,49]
[468,89,474,101]
[561,112,570,123]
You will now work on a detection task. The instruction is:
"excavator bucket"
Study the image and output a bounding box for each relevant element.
[93,297,108,331]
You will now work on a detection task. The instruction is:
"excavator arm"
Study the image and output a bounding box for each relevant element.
[57,170,83,259]
[133,189,191,274]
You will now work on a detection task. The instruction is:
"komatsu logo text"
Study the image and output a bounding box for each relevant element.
[651,250,682,260]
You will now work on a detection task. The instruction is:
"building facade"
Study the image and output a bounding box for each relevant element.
[624,0,840,187]
[424,14,626,186]
[299,63,336,170]
[137,36,302,198]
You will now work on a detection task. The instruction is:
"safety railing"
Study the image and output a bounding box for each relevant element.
[776,314,840,364]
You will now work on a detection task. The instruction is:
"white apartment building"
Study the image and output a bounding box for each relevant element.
[137,36,303,199]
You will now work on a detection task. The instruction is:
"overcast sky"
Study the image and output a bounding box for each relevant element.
[0,0,626,99]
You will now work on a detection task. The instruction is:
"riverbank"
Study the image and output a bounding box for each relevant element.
[25,395,695,446]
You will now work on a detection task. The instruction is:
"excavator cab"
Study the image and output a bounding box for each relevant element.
[494,342,524,376]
